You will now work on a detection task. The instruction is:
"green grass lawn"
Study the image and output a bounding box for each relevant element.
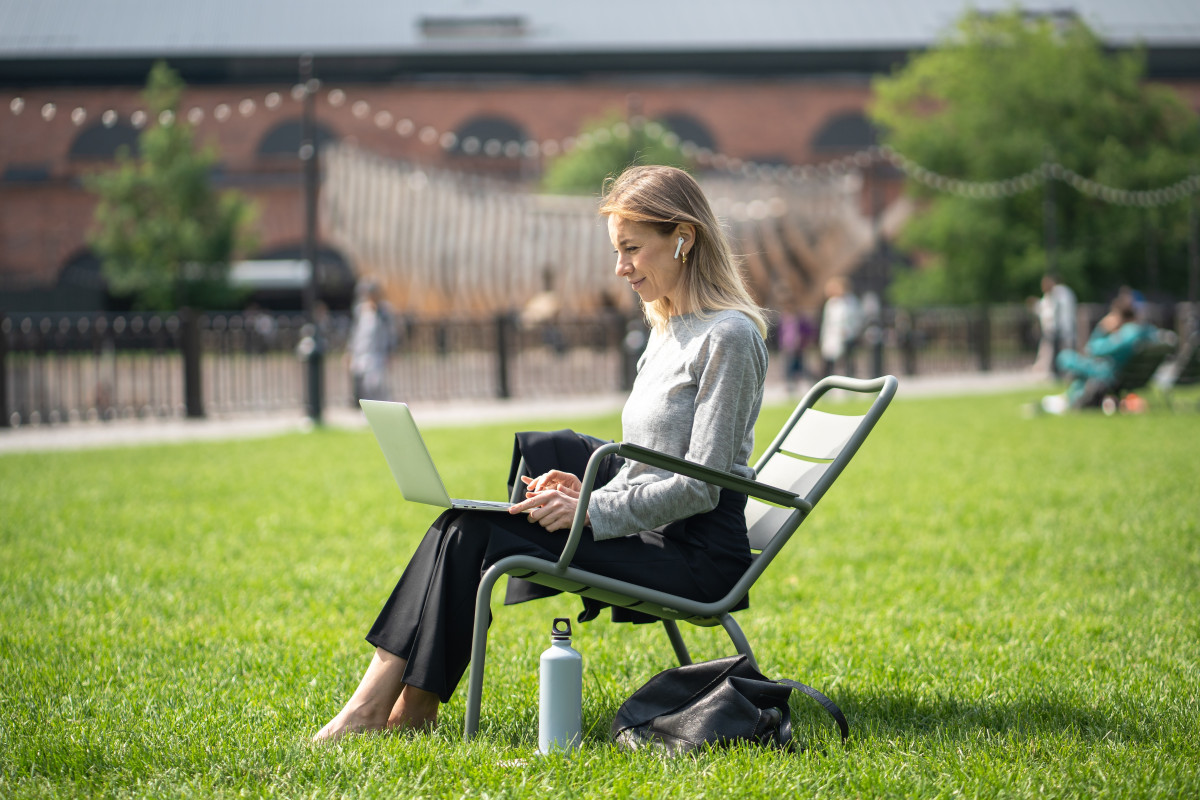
[2,389,1198,798]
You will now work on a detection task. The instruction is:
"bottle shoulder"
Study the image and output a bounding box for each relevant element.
[541,641,581,659]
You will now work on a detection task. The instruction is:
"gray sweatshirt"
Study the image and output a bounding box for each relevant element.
[588,309,768,541]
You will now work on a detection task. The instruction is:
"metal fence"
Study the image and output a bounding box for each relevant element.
[3,302,1194,428]
[0,310,638,426]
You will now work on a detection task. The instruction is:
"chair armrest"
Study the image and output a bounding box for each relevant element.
[552,441,809,571]
[615,442,812,512]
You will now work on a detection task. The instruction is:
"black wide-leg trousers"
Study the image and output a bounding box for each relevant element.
[365,490,750,704]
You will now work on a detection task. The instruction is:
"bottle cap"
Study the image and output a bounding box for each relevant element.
[551,617,572,640]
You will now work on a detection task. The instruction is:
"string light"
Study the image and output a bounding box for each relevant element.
[6,85,1199,207]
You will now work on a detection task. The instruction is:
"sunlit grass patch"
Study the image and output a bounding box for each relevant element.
[1,391,1197,798]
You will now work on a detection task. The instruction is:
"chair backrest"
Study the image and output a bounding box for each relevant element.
[742,375,897,570]
[1113,334,1175,393]
[1171,333,1200,388]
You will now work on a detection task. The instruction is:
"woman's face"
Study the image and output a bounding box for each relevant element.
[608,216,689,313]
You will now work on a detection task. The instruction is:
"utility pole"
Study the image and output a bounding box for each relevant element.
[1189,192,1199,335]
[1144,212,1160,294]
[871,156,888,379]
[626,93,644,167]
[299,54,323,424]
[1043,152,1058,279]
[0,314,8,428]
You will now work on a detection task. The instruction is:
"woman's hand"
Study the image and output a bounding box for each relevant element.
[521,470,582,496]
[508,471,588,532]
[1098,311,1122,334]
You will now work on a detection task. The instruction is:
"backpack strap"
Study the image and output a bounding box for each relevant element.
[776,678,850,744]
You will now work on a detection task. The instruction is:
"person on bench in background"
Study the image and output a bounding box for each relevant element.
[1039,289,1157,414]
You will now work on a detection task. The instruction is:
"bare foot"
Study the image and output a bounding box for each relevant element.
[386,687,440,732]
[313,648,411,743]
[312,707,390,743]
[386,707,438,732]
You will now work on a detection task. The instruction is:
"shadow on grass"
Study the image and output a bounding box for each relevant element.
[447,684,1136,750]
[834,689,1133,743]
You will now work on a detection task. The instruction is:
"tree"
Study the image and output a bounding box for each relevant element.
[870,10,1200,305]
[87,62,257,309]
[541,112,692,195]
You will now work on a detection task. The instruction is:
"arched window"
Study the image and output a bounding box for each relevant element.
[450,115,528,157]
[257,118,339,158]
[58,250,106,290]
[56,250,112,310]
[657,112,717,152]
[811,111,878,152]
[69,121,139,160]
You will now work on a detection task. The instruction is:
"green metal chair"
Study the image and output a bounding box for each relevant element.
[1107,331,1176,403]
[463,374,899,738]
[1157,332,1200,411]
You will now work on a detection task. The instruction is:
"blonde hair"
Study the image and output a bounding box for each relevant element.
[599,165,767,338]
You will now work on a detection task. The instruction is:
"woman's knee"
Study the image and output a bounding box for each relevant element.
[433,511,494,558]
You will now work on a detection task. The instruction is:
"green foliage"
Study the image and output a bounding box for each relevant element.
[2,393,1199,798]
[86,62,257,310]
[871,10,1200,305]
[541,113,692,195]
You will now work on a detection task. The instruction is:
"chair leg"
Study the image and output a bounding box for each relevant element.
[662,620,692,666]
[463,565,505,739]
[718,614,759,671]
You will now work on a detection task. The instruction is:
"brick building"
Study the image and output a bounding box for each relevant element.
[2,0,1198,312]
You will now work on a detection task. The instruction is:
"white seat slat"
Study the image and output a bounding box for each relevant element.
[745,500,793,550]
[779,408,863,460]
[755,453,828,497]
[745,455,828,549]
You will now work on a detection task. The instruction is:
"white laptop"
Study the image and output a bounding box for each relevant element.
[359,399,513,512]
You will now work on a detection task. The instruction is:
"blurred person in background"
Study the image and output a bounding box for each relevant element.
[1032,274,1077,376]
[819,276,861,378]
[347,278,394,403]
[777,299,816,395]
[1039,289,1156,413]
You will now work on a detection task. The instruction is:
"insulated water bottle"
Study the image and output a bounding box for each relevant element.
[538,617,582,754]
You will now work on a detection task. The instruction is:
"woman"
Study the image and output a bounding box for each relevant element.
[346,278,394,403]
[819,276,861,379]
[314,165,769,741]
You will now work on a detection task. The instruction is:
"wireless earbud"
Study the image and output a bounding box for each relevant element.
[674,237,685,259]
